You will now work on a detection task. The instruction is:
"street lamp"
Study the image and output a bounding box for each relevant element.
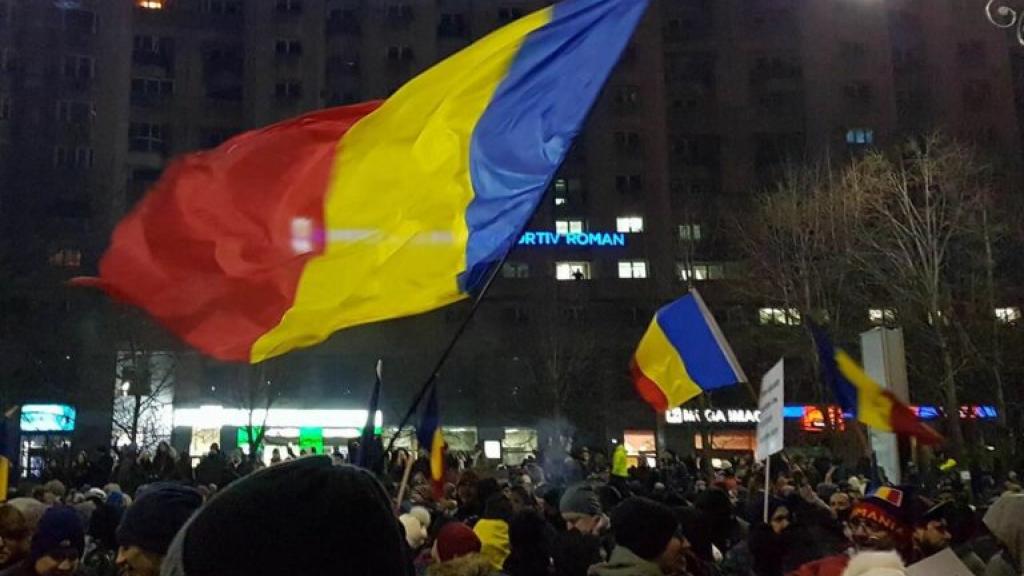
[986,1,1024,46]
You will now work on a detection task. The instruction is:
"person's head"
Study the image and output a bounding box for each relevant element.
[481,494,515,524]
[912,502,951,558]
[42,481,66,505]
[559,484,602,534]
[848,487,912,553]
[611,497,685,575]
[432,522,481,563]
[157,442,169,454]
[983,494,1024,570]
[0,504,31,568]
[209,443,219,455]
[398,514,427,550]
[115,483,203,576]
[831,491,853,522]
[768,502,792,535]
[508,486,533,513]
[30,506,84,576]
[161,457,409,576]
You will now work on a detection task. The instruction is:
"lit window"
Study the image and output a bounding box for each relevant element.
[845,128,874,145]
[555,219,584,235]
[554,197,567,206]
[618,260,647,279]
[501,262,529,279]
[868,308,896,325]
[135,0,164,9]
[758,307,801,326]
[556,261,590,281]
[995,307,1021,324]
[552,178,568,194]
[616,216,644,233]
[678,262,724,281]
[678,224,702,241]
[50,249,82,268]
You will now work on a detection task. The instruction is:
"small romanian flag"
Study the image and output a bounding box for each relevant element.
[76,0,649,363]
[630,290,747,411]
[417,387,445,499]
[811,324,943,445]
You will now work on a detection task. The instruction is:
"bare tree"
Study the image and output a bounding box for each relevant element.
[112,345,177,452]
[229,362,281,463]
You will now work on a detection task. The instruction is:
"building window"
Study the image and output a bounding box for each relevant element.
[0,48,11,73]
[868,308,896,325]
[618,260,648,279]
[386,46,414,62]
[498,7,524,23]
[63,55,95,80]
[616,216,644,233]
[555,219,584,235]
[995,307,1021,324]
[50,249,82,268]
[135,0,165,9]
[615,175,642,194]
[758,307,801,326]
[614,131,641,153]
[327,9,361,35]
[678,224,702,241]
[678,262,724,281]
[846,128,874,146]
[0,2,8,26]
[843,82,873,107]
[438,13,467,37]
[63,8,97,34]
[74,147,94,168]
[131,77,174,97]
[274,81,302,100]
[54,146,68,168]
[614,85,640,112]
[275,0,302,14]
[130,122,167,153]
[556,261,590,281]
[501,262,529,279]
[0,95,9,121]
[275,39,303,57]
[55,100,94,122]
[386,4,414,24]
[202,0,242,15]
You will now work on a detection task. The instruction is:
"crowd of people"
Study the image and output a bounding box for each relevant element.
[2,440,1023,576]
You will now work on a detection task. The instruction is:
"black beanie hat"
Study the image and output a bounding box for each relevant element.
[31,506,84,562]
[611,497,678,561]
[161,457,410,576]
[117,483,203,555]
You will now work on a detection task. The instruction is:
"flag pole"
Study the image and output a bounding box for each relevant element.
[763,456,771,523]
[380,230,520,462]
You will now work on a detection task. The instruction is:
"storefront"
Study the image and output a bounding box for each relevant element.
[18,404,76,479]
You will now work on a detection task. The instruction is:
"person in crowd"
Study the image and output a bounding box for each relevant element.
[269,449,282,466]
[0,505,31,571]
[400,512,430,552]
[589,497,687,576]
[981,493,1024,576]
[944,501,986,576]
[455,472,483,523]
[791,487,914,576]
[473,494,514,572]
[695,487,748,558]
[553,484,606,576]
[70,453,89,489]
[427,522,491,576]
[151,443,176,481]
[829,493,852,525]
[503,509,555,576]
[160,455,409,576]
[0,506,84,576]
[908,499,952,564]
[721,498,792,576]
[560,485,605,535]
[4,501,44,541]
[39,482,65,506]
[113,483,203,576]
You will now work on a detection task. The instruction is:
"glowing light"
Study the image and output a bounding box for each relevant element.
[136,0,164,9]
[173,406,383,429]
[483,440,502,459]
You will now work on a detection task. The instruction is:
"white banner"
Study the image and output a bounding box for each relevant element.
[755,359,785,462]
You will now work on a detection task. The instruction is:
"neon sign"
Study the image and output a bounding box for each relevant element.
[665,408,760,424]
[517,231,626,247]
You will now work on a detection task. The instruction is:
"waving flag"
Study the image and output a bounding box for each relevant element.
[810,324,943,444]
[630,289,747,411]
[76,0,649,362]
[417,387,445,499]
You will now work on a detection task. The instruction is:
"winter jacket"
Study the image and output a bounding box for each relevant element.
[587,546,662,576]
[983,495,1024,576]
[427,553,501,576]
[474,519,511,572]
[787,553,850,576]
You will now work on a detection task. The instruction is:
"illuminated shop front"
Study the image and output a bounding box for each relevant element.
[18,404,76,478]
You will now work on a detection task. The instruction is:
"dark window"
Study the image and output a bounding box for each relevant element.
[614,85,640,112]
[130,122,168,153]
[131,77,173,97]
[0,95,8,120]
[438,13,467,37]
[614,131,641,154]
[63,55,94,79]
[386,45,414,62]
[55,100,93,122]
[0,2,10,27]
[327,9,360,35]
[327,53,360,75]
[615,174,642,194]
[497,7,523,23]
[842,82,873,107]
[202,0,242,16]
[63,9,96,34]
[275,0,302,14]
[386,4,414,25]
[274,81,302,100]
[274,39,303,56]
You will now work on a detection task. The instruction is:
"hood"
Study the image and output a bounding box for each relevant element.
[472,519,510,571]
[984,494,1024,565]
[426,553,494,576]
[587,546,663,576]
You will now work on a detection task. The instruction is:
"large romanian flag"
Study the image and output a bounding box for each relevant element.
[810,324,943,444]
[630,290,747,411]
[79,0,649,363]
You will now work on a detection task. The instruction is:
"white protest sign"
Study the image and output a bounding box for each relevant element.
[755,359,784,462]
[906,547,974,576]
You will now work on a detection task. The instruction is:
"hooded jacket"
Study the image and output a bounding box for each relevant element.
[587,546,662,576]
[473,519,511,572]
[426,553,498,576]
[983,495,1024,576]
